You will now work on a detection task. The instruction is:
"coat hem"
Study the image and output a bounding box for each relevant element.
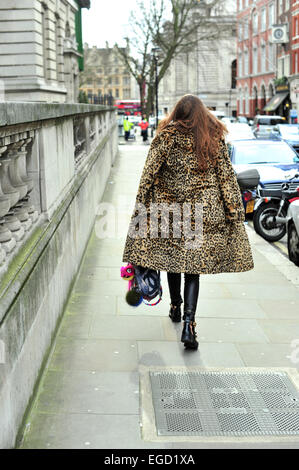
[122,256,254,275]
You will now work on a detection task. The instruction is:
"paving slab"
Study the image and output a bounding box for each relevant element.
[35,370,140,415]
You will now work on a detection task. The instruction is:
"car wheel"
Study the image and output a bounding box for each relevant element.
[288,222,299,267]
[253,202,286,242]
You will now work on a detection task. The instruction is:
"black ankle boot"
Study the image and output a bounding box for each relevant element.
[181,310,198,350]
[169,301,182,322]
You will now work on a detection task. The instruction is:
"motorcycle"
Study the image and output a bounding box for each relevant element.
[236,168,260,217]
[253,173,299,242]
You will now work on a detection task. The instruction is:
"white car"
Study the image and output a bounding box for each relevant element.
[287,199,299,266]
[225,123,255,142]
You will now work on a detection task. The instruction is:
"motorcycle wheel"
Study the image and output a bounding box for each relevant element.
[253,202,286,242]
[288,222,299,267]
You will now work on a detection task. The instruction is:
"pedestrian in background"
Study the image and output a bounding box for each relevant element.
[123,94,253,350]
[123,116,133,141]
[139,116,149,142]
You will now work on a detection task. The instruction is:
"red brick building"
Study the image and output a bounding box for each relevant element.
[290,0,299,115]
[237,0,277,118]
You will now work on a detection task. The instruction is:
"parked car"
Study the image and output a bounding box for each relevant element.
[236,116,248,124]
[252,115,286,139]
[228,138,299,228]
[270,124,299,154]
[229,139,299,180]
[226,123,255,142]
[221,117,236,126]
[287,198,299,266]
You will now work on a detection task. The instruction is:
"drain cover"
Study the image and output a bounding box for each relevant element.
[149,371,299,436]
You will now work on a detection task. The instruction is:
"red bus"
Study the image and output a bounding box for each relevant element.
[114,100,141,116]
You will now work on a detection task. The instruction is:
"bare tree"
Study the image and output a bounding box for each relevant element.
[115,0,231,118]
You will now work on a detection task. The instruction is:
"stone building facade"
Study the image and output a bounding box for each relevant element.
[79,44,138,103]
[0,0,90,103]
[159,0,237,116]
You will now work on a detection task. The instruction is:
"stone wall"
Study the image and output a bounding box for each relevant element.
[0,102,118,448]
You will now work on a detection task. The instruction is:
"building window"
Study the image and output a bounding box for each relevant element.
[244,87,249,115]
[238,52,243,77]
[231,59,237,88]
[278,57,284,77]
[268,4,274,28]
[261,44,266,72]
[115,89,119,98]
[244,18,249,39]
[252,12,258,35]
[239,89,243,114]
[284,55,290,76]
[278,0,283,15]
[244,50,249,76]
[253,47,258,74]
[268,42,274,70]
[261,8,266,31]
[238,23,243,41]
[238,0,242,12]
[285,0,290,10]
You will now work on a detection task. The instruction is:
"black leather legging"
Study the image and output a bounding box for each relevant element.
[167,272,200,313]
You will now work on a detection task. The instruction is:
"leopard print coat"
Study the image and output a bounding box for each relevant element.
[122,123,254,274]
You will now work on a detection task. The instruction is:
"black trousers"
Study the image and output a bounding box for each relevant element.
[141,129,148,141]
[167,272,200,313]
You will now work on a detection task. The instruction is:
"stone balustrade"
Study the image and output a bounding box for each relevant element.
[0,103,117,272]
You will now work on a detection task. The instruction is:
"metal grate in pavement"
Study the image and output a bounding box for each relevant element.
[149,370,299,437]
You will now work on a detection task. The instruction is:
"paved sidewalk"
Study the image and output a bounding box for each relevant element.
[18,140,299,449]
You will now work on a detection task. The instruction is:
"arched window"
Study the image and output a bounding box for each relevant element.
[231,59,236,89]
[245,87,249,114]
[65,21,71,38]
[261,85,266,110]
[239,88,243,114]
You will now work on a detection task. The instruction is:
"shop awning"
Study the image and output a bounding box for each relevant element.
[263,92,289,112]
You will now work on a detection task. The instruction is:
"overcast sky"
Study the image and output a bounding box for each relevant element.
[82,0,172,48]
[82,1,139,48]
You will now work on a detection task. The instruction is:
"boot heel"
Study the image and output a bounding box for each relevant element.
[169,302,182,322]
[181,318,198,350]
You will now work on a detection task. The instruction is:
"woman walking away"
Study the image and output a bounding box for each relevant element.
[122,94,254,350]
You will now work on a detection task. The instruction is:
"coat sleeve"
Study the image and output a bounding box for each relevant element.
[135,130,174,204]
[214,139,245,223]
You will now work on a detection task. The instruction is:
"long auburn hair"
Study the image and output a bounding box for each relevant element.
[157,94,227,170]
